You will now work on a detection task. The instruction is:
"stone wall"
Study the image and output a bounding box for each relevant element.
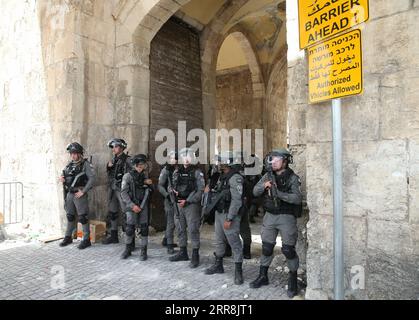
[265,55,288,151]
[0,0,127,234]
[286,0,419,299]
[0,0,61,233]
[216,66,259,131]
[149,17,203,230]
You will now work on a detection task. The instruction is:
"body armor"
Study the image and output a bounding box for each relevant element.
[263,168,301,216]
[175,166,196,199]
[64,159,88,192]
[130,170,147,205]
[213,169,239,213]
[108,153,130,189]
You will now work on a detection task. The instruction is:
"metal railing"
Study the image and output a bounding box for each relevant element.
[0,182,24,225]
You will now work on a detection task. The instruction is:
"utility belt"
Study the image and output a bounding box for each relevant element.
[263,198,297,216]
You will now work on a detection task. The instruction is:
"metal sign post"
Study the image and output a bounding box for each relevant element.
[332,98,344,300]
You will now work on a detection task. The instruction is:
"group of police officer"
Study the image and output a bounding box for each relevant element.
[59,139,302,298]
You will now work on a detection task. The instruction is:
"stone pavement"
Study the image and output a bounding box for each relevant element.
[0,221,305,300]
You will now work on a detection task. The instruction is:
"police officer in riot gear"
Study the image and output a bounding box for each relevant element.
[245,154,263,223]
[103,138,131,244]
[223,152,253,259]
[59,142,95,249]
[158,150,178,254]
[169,148,205,268]
[202,155,221,226]
[249,148,302,298]
[204,151,245,285]
[120,154,153,260]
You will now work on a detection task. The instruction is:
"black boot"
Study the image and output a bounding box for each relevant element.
[102,230,119,244]
[78,239,91,250]
[162,236,167,247]
[169,247,189,261]
[234,262,244,285]
[167,244,175,254]
[121,244,132,259]
[223,243,232,257]
[59,236,73,247]
[243,244,251,259]
[249,266,269,288]
[204,255,224,275]
[139,246,148,261]
[189,248,200,268]
[287,271,298,298]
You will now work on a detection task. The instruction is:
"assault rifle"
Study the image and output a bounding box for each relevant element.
[166,166,181,218]
[265,156,281,208]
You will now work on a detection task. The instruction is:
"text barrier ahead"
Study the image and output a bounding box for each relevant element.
[298,0,369,49]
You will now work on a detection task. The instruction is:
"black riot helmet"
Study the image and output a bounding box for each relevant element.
[218,151,235,167]
[66,142,84,154]
[107,138,127,149]
[131,154,148,166]
[265,148,293,168]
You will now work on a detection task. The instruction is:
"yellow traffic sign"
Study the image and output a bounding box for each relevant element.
[298,0,369,49]
[308,29,363,103]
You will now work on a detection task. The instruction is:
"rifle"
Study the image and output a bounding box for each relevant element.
[166,166,181,218]
[62,170,68,202]
[200,165,219,225]
[200,185,210,226]
[266,158,281,209]
[201,188,229,218]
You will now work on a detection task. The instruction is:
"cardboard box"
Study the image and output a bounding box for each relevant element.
[77,220,106,243]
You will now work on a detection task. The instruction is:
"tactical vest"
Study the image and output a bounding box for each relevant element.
[214,169,240,213]
[64,159,88,191]
[163,165,176,190]
[109,153,130,188]
[130,170,147,205]
[263,168,302,217]
[175,166,196,199]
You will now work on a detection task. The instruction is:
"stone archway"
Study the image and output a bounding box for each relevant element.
[112,0,251,156]
[111,0,253,229]
[214,30,266,152]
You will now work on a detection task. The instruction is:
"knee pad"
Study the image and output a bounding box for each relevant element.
[126,225,135,237]
[262,242,275,257]
[66,214,75,222]
[140,224,149,237]
[281,244,297,260]
[79,214,88,225]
